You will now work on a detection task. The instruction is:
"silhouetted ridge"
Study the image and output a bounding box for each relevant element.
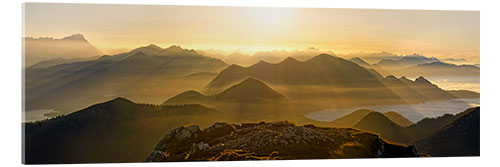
[164,45,184,52]
[280,57,301,65]
[145,44,162,50]
[108,97,134,104]
[252,60,271,67]
[383,111,413,127]
[216,78,286,102]
[354,112,406,142]
[306,53,339,63]
[61,33,87,41]
[415,107,479,156]
[177,90,204,97]
[415,76,432,85]
[349,57,370,66]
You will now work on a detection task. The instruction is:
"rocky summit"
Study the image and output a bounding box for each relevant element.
[145,121,419,162]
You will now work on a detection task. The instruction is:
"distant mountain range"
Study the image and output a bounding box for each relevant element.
[375,53,440,71]
[349,55,479,78]
[199,47,336,66]
[24,40,478,115]
[205,54,384,93]
[203,54,473,112]
[25,44,228,113]
[164,78,300,122]
[24,34,102,66]
[393,61,480,77]
[343,51,402,64]
[349,57,391,76]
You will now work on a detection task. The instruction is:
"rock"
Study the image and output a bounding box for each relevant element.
[174,125,200,141]
[144,151,168,162]
[146,121,419,162]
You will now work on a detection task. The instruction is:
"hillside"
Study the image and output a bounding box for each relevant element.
[349,57,391,77]
[145,121,419,161]
[354,112,407,142]
[24,34,102,66]
[23,97,223,164]
[414,107,479,156]
[352,107,479,146]
[383,111,413,127]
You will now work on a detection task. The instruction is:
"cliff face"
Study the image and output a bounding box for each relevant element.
[145,121,419,162]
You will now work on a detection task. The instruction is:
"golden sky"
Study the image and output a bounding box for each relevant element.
[24,3,480,63]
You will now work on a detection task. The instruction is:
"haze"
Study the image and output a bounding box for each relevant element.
[23,3,479,63]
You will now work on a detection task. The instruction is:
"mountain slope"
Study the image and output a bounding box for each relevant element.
[28,56,100,69]
[23,97,223,164]
[24,34,102,66]
[414,107,479,156]
[326,109,375,127]
[375,53,440,71]
[349,57,370,66]
[447,90,480,98]
[352,107,479,145]
[354,112,407,142]
[383,112,413,127]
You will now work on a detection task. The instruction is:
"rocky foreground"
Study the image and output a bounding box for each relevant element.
[145,121,419,161]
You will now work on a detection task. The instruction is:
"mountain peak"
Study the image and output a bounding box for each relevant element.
[165,45,184,51]
[280,57,301,65]
[107,97,134,104]
[61,34,86,41]
[385,75,399,81]
[314,53,335,59]
[415,76,432,84]
[254,60,271,66]
[349,57,369,66]
[216,77,286,102]
[306,54,339,63]
[239,77,264,86]
[146,44,162,49]
[178,90,204,97]
[133,51,147,56]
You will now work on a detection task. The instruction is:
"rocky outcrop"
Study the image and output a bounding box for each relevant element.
[145,121,419,162]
